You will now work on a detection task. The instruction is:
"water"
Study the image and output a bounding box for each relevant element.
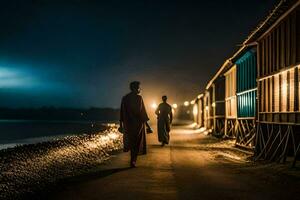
[0,120,115,149]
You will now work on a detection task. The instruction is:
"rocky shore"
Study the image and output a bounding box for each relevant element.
[0,125,123,200]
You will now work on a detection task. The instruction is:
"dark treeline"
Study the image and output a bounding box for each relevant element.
[0,107,120,121]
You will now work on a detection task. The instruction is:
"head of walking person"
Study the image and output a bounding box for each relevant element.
[162,95,167,102]
[130,81,141,94]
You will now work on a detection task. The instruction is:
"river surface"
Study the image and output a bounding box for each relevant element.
[0,120,116,149]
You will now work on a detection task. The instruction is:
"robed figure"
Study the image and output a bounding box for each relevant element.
[120,81,150,167]
[155,96,173,146]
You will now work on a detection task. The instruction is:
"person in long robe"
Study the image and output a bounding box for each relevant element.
[155,95,173,146]
[120,81,150,167]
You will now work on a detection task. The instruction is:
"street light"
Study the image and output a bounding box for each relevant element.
[184,101,190,106]
[172,103,178,109]
[151,102,158,109]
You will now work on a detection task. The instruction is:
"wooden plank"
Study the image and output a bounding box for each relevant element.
[276,27,280,71]
[265,36,270,75]
[287,71,290,111]
[257,43,261,79]
[272,30,276,73]
[270,76,273,113]
[295,67,299,111]
[266,78,269,112]
[274,75,280,112]
[281,23,286,69]
[269,33,272,73]
[279,74,282,118]
[281,72,287,112]
[272,76,275,113]
[261,40,265,77]
[297,7,300,63]
[268,77,271,112]
[286,16,291,67]
[261,80,265,112]
[291,11,297,65]
[289,68,295,112]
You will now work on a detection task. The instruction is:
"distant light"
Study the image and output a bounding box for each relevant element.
[172,103,178,109]
[184,101,190,106]
[190,100,195,105]
[212,102,216,107]
[197,94,202,99]
[205,106,209,111]
[151,102,158,109]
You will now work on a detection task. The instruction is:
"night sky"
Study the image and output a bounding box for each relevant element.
[0,0,278,109]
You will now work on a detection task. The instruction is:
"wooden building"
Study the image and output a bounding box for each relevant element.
[232,48,257,148]
[243,0,300,165]
[205,61,231,136]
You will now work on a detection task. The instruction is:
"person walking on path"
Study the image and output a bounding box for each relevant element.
[155,95,173,146]
[119,81,151,167]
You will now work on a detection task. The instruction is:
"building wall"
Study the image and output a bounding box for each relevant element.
[258,5,300,123]
[236,49,257,118]
[258,6,300,78]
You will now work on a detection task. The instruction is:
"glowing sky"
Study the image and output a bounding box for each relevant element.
[0,0,277,108]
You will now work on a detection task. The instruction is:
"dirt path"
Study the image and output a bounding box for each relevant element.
[48,124,300,200]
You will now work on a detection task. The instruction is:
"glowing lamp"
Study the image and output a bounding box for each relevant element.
[184,101,190,106]
[172,103,178,109]
[190,100,195,105]
[151,102,158,109]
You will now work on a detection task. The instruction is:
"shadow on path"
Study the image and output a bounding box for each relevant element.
[62,167,132,184]
[42,167,132,200]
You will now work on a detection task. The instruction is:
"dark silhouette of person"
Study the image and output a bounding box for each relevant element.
[155,95,173,146]
[119,81,151,167]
